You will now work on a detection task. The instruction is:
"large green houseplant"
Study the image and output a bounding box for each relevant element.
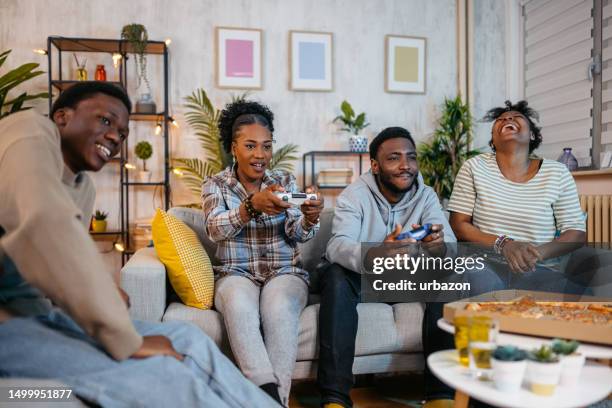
[0,49,48,119]
[173,88,299,200]
[418,95,479,201]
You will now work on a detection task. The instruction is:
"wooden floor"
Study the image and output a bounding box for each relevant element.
[288,373,426,408]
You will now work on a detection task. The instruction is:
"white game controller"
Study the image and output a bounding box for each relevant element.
[274,192,318,206]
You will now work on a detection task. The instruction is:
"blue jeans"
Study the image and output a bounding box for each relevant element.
[0,309,279,407]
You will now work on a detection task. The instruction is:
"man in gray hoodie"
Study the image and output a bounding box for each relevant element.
[317,127,456,408]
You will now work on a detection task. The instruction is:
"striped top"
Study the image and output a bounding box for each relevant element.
[448,153,585,243]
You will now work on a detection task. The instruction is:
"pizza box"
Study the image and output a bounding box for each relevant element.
[443,290,612,346]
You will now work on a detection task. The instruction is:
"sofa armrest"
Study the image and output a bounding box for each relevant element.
[120,247,166,322]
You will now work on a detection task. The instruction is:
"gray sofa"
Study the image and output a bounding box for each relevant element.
[121,207,425,379]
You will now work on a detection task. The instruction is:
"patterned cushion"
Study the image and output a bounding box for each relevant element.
[151,209,214,309]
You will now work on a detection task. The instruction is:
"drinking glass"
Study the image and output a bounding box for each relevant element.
[468,316,499,380]
[454,315,471,367]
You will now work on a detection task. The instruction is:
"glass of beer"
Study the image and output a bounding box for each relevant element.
[468,316,499,380]
[454,315,471,367]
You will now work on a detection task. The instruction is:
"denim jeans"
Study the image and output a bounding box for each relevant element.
[316,263,454,407]
[0,309,279,408]
[214,274,308,406]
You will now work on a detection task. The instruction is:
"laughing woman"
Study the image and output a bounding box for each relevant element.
[448,100,586,293]
[201,99,324,407]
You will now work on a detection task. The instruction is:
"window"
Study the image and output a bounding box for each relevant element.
[524,0,596,167]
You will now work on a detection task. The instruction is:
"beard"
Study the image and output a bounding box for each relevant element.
[377,171,416,195]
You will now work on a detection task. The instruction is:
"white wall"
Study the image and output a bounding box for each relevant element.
[472,0,507,150]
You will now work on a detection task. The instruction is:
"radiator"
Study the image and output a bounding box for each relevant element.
[579,195,612,243]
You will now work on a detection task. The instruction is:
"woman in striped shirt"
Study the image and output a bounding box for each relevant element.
[448,100,586,290]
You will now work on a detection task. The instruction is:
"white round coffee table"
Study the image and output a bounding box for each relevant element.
[427,350,612,408]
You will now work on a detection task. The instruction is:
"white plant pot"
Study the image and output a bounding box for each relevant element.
[559,353,585,387]
[137,170,152,182]
[491,358,527,392]
[526,359,561,396]
[348,135,368,152]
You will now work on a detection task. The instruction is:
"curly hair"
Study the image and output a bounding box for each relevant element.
[218,99,275,153]
[483,100,542,153]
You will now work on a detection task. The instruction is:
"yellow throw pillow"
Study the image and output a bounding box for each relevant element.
[152,208,214,309]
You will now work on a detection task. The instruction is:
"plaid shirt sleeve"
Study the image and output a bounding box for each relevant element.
[202,178,248,242]
[282,174,319,243]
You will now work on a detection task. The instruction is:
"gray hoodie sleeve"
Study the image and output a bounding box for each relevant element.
[420,188,457,243]
[325,192,363,273]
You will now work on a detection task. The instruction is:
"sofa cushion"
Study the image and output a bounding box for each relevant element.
[168,207,221,265]
[152,209,214,309]
[163,301,424,361]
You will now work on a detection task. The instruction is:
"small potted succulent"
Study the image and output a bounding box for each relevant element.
[91,210,108,233]
[333,100,370,152]
[552,339,584,387]
[526,345,561,396]
[491,345,527,392]
[134,141,153,182]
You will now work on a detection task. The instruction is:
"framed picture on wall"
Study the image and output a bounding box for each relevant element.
[289,31,333,91]
[385,35,426,94]
[215,27,263,89]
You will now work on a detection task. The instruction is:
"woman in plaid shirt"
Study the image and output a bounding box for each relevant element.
[201,100,324,406]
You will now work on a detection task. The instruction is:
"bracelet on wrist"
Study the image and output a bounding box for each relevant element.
[244,194,263,221]
[494,234,514,254]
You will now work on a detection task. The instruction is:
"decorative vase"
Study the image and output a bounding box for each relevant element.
[76,67,87,81]
[559,353,585,387]
[491,358,527,392]
[137,170,152,182]
[135,93,156,114]
[526,359,562,396]
[95,64,106,81]
[91,219,107,233]
[557,147,578,171]
[349,135,368,153]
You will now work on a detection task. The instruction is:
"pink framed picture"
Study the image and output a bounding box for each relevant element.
[216,27,263,89]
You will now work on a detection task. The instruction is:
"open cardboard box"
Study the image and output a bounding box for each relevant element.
[443,290,612,346]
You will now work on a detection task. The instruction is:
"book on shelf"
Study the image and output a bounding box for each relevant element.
[316,168,353,187]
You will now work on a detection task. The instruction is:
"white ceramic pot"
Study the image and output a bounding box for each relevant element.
[491,358,527,392]
[137,170,152,182]
[559,353,585,387]
[348,135,368,152]
[526,359,561,396]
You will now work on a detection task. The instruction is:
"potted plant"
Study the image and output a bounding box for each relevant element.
[526,345,561,396]
[0,49,49,119]
[417,96,479,203]
[121,23,155,113]
[91,210,108,233]
[491,345,527,392]
[134,141,153,182]
[552,339,584,387]
[333,100,370,152]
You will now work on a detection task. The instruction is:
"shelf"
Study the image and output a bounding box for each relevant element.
[51,80,122,91]
[130,113,166,121]
[303,150,369,156]
[317,185,350,189]
[49,36,166,55]
[90,231,122,242]
[123,181,165,186]
[572,168,612,177]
